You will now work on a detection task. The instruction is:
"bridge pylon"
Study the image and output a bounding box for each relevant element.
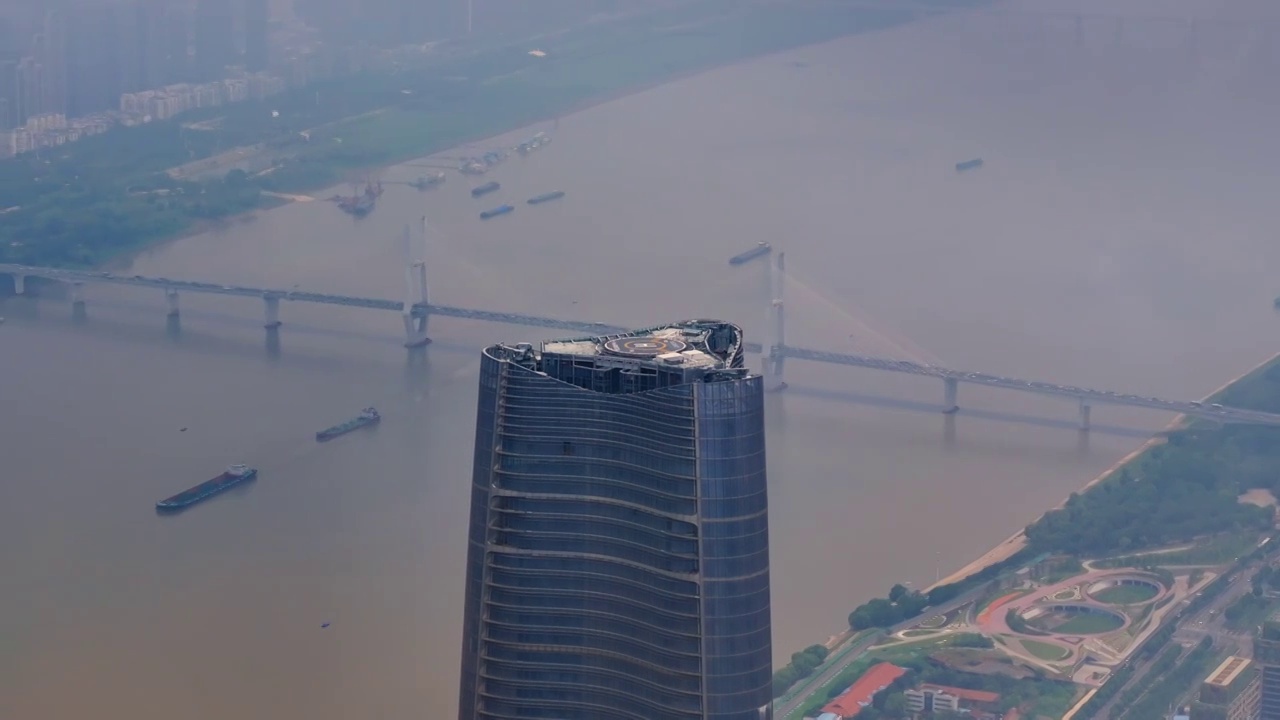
[402,220,431,348]
[763,251,787,392]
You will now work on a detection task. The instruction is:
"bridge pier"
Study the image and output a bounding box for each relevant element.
[265,325,281,359]
[70,282,86,322]
[763,347,788,392]
[263,295,281,329]
[165,288,180,318]
[1078,399,1091,432]
[943,377,959,414]
[403,312,430,348]
[11,273,25,295]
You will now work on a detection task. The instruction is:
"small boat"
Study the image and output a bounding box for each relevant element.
[480,205,515,220]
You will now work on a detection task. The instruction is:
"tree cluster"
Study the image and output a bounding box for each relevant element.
[771,644,829,699]
[1025,383,1280,557]
[848,584,931,631]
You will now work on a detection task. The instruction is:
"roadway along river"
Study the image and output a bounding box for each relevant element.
[5,3,1280,717]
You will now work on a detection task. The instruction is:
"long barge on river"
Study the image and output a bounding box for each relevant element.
[728,242,772,266]
[316,407,381,442]
[156,464,257,511]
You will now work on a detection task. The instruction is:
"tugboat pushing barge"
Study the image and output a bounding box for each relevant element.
[316,407,381,442]
[156,464,258,512]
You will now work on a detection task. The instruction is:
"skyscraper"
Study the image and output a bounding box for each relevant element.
[457,320,774,720]
[1257,614,1280,720]
[244,0,269,71]
[194,0,234,80]
[39,8,68,116]
[130,0,170,92]
[66,6,123,116]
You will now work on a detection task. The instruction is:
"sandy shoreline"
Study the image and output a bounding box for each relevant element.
[926,350,1280,592]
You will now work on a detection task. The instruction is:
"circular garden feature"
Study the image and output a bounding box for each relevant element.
[1087,578,1161,605]
[1021,604,1125,635]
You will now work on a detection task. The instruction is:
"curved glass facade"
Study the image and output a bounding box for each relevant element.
[457,321,772,720]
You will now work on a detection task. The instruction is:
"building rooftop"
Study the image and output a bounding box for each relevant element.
[489,320,751,394]
[1207,656,1252,688]
[821,662,907,718]
[918,684,1001,705]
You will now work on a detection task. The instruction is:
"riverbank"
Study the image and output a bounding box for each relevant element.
[927,349,1280,592]
[3,0,967,268]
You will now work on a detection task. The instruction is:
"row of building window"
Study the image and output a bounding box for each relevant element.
[488,554,699,595]
[498,452,697,490]
[480,647,702,693]
[484,627,700,671]
[492,532,699,573]
[488,585,698,620]
[486,607,700,648]
[494,496,698,537]
[494,475,699,516]
[481,679,701,717]
[492,517,699,556]
[482,663,702,702]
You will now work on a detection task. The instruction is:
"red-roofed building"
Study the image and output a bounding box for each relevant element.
[818,662,907,719]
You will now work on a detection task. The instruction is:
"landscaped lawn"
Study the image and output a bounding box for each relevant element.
[1054,612,1124,635]
[1021,639,1070,661]
[1092,584,1158,605]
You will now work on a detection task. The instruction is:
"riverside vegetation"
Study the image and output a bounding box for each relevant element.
[0,0,972,268]
[775,356,1280,699]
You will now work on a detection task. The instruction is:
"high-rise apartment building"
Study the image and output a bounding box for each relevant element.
[1255,614,1280,720]
[244,0,269,71]
[66,5,124,116]
[457,320,774,720]
[1192,655,1261,720]
[0,60,17,131]
[129,0,171,92]
[194,0,234,80]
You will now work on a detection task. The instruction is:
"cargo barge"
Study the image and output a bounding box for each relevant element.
[728,242,772,266]
[480,205,514,220]
[471,181,500,198]
[955,158,984,172]
[409,173,445,190]
[527,191,565,205]
[316,407,381,442]
[156,464,257,511]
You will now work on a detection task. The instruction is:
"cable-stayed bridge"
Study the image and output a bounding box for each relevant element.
[4,225,1279,430]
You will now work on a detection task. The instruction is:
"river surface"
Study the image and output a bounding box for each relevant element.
[5,2,1280,717]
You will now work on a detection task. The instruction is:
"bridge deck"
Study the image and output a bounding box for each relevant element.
[7,264,1280,426]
